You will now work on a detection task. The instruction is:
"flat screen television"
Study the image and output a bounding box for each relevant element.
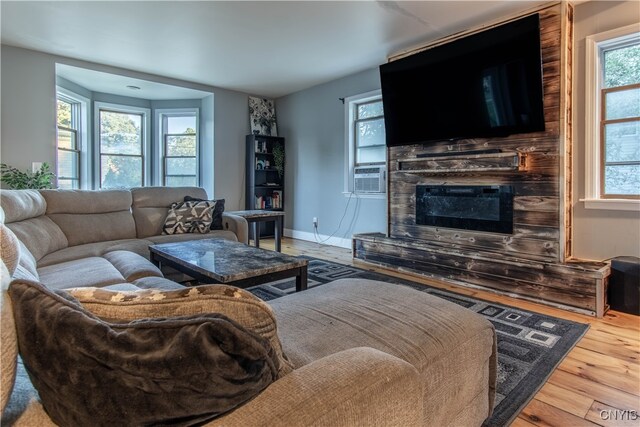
[380,14,545,146]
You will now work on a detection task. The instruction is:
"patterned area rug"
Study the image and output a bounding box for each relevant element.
[248,257,589,427]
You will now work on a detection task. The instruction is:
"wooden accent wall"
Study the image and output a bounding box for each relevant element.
[387,4,571,264]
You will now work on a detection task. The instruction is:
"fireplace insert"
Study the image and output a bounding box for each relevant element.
[416,185,514,234]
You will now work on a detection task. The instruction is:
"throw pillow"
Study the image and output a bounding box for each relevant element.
[9,280,279,427]
[184,196,225,230]
[67,284,294,378]
[162,200,216,235]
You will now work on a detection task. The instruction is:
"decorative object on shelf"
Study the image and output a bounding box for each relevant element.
[255,140,268,153]
[0,163,55,189]
[249,96,278,136]
[272,143,285,178]
[256,160,265,170]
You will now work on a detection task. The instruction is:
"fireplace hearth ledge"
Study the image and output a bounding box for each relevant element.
[352,232,610,318]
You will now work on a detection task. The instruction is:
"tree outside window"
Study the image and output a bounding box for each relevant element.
[99,110,144,188]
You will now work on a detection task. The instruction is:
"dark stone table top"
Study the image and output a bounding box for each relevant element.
[227,210,285,219]
[149,239,306,283]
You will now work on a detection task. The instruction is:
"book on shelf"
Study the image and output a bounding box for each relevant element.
[255,191,283,210]
[272,191,282,209]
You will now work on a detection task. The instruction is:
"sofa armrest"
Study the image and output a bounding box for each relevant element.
[222,213,249,244]
[206,347,423,427]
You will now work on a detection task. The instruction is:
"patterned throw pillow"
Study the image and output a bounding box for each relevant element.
[184,196,225,230]
[9,280,280,426]
[162,200,216,235]
[66,284,294,378]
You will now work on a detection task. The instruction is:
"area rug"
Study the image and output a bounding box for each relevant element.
[248,257,590,427]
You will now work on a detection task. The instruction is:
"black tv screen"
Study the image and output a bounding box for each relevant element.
[380,14,545,146]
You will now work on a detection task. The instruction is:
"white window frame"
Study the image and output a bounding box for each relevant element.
[94,102,151,188]
[582,23,640,211]
[343,89,387,198]
[56,87,90,189]
[155,108,200,187]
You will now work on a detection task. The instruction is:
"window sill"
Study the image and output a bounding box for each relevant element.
[342,191,386,200]
[580,198,640,211]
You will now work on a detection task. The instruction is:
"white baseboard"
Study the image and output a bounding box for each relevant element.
[284,228,352,249]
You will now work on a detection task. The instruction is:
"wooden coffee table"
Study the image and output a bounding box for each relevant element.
[149,239,308,291]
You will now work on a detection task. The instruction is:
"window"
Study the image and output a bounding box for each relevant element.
[344,90,386,195]
[161,112,198,187]
[96,103,150,189]
[600,40,640,198]
[354,99,385,166]
[56,96,80,189]
[584,24,640,209]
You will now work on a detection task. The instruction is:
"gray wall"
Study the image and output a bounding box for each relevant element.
[1,46,57,173]
[1,45,250,210]
[276,67,386,243]
[572,1,640,260]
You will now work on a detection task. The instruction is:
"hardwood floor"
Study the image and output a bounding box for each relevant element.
[255,237,640,427]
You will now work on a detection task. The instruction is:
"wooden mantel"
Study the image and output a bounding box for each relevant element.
[397,151,528,174]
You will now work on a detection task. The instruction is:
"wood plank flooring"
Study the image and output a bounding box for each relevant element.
[255,237,640,427]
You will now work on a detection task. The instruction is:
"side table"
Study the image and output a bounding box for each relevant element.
[227,210,285,252]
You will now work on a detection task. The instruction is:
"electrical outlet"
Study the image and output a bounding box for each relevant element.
[312,217,318,228]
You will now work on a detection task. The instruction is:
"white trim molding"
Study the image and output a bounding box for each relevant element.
[283,228,352,249]
[583,23,640,209]
[56,86,90,189]
[580,198,640,211]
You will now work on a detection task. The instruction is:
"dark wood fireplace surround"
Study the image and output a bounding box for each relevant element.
[353,3,611,317]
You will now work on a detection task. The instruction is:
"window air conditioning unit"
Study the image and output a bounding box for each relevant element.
[354,165,386,193]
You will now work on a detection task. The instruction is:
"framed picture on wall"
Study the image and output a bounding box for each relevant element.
[249,96,278,136]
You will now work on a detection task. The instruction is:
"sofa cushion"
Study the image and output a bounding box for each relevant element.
[9,280,280,427]
[0,224,19,413]
[1,223,20,274]
[14,241,39,281]
[6,217,68,261]
[163,200,216,235]
[40,189,132,214]
[270,278,497,426]
[184,196,225,230]
[131,186,208,238]
[131,277,186,290]
[0,190,46,223]
[41,189,136,246]
[67,284,293,378]
[37,239,154,267]
[37,257,125,290]
[102,251,163,282]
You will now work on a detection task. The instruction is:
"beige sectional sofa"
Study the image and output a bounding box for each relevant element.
[0,187,497,426]
[2,187,248,290]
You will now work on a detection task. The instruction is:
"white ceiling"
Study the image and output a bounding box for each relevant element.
[1,1,550,98]
[56,64,212,100]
